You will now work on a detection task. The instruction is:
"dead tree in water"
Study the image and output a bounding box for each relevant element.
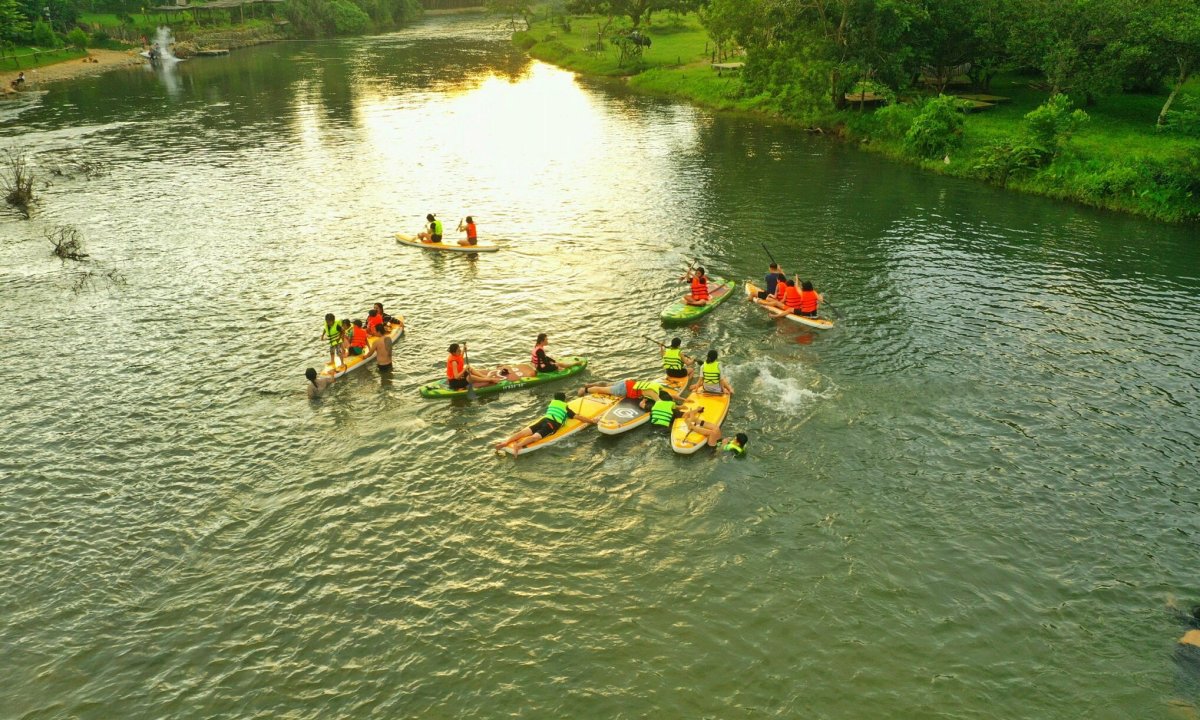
[46,225,89,261]
[45,224,127,294]
[3,149,35,216]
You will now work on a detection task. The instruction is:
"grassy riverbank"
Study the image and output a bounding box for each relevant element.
[517,13,1200,224]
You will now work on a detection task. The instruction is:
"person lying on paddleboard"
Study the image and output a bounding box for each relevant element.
[457,216,478,247]
[678,406,724,448]
[692,349,734,395]
[494,392,595,456]
[417,213,443,243]
[305,367,334,399]
[769,278,823,319]
[578,379,682,403]
[320,313,345,369]
[682,267,710,306]
[661,337,694,379]
[532,333,580,373]
[446,343,501,390]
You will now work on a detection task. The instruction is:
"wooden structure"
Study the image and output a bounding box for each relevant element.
[711,62,744,75]
[844,91,888,107]
[149,0,284,25]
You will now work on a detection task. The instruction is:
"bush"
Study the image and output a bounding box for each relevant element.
[1161,96,1200,138]
[32,21,62,48]
[869,102,916,140]
[1023,94,1089,155]
[66,28,88,48]
[328,0,369,34]
[972,140,1050,186]
[512,31,537,50]
[903,95,964,159]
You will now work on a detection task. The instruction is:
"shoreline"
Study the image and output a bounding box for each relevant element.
[1,49,143,94]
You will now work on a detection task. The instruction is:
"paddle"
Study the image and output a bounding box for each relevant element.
[462,341,477,400]
[760,242,777,266]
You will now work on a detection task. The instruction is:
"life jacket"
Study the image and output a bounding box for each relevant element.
[446,354,464,379]
[466,223,477,241]
[783,285,803,309]
[366,314,383,333]
[724,439,745,455]
[624,379,642,399]
[532,344,545,365]
[431,218,443,236]
[633,381,665,397]
[649,398,676,427]
[774,282,787,301]
[690,275,709,301]
[662,348,684,371]
[702,360,721,387]
[543,399,569,425]
[349,326,368,348]
[324,321,341,347]
[799,289,819,313]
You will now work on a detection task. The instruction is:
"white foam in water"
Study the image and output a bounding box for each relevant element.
[745,356,835,413]
[153,26,180,65]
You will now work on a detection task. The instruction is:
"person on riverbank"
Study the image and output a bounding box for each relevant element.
[532,333,579,373]
[661,337,693,380]
[457,216,478,247]
[417,214,443,243]
[683,267,710,306]
[319,313,345,369]
[10,72,25,90]
[305,367,334,399]
[495,392,593,456]
[692,349,734,395]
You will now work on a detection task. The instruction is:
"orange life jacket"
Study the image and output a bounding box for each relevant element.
[466,223,477,240]
[446,354,464,379]
[349,326,368,348]
[691,276,709,301]
[784,285,803,309]
[625,379,642,399]
[774,282,787,300]
[799,289,819,313]
[367,315,383,333]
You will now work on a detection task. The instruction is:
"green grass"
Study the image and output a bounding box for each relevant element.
[0,46,88,72]
[519,12,1200,223]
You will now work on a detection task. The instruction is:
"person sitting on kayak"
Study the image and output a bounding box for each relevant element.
[724,432,749,456]
[319,313,345,369]
[305,367,334,399]
[446,343,500,390]
[494,392,595,456]
[365,309,384,334]
[372,303,404,333]
[683,267,710,306]
[457,216,478,247]
[757,263,786,300]
[417,213,443,243]
[692,349,734,395]
[769,278,823,319]
[661,337,693,379]
[343,319,370,356]
[532,333,580,373]
[579,378,681,403]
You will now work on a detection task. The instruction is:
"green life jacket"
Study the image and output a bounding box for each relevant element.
[702,360,721,387]
[633,381,665,396]
[543,399,569,425]
[324,321,341,347]
[662,348,684,370]
[649,399,676,427]
[724,440,745,455]
[431,219,443,236]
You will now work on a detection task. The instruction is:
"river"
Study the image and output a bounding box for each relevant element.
[2,14,1199,719]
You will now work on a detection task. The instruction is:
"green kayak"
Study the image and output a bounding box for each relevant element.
[660,277,737,324]
[418,357,588,399]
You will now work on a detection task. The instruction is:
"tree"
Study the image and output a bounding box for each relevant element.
[487,0,532,31]
[1148,0,1200,126]
[0,0,32,51]
[567,0,662,29]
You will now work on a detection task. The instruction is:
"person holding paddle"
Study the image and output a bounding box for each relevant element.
[456,216,478,247]
[682,266,710,306]
[660,337,694,380]
[417,213,443,244]
[758,262,787,301]
[446,343,500,390]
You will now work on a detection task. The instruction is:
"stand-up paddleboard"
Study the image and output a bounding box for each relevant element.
[419,357,587,398]
[498,394,621,456]
[670,390,731,455]
[595,375,690,435]
[660,277,737,324]
[396,233,499,253]
[746,281,835,330]
[319,319,404,380]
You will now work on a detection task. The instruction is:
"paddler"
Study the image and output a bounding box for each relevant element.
[494,392,595,456]
[446,343,500,390]
[641,393,686,435]
[372,303,404,333]
[457,216,478,247]
[691,349,734,395]
[769,278,823,319]
[366,309,384,334]
[661,337,693,380]
[417,213,443,243]
[532,333,580,373]
[319,313,345,369]
[757,262,786,300]
[682,266,710,306]
[305,367,334,399]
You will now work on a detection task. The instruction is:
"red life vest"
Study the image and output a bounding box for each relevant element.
[625,379,643,399]
[466,223,477,241]
[774,282,787,300]
[366,314,383,333]
[532,344,545,364]
[784,285,803,309]
[446,354,464,379]
[349,326,368,348]
[799,289,819,313]
[691,276,709,301]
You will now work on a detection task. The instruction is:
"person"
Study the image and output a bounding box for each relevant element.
[532,333,579,373]
[683,267,710,306]
[457,216,478,247]
[319,313,344,369]
[305,367,334,399]
[373,322,394,373]
[495,392,594,456]
[758,262,786,300]
[417,213,443,243]
[343,319,370,356]
[678,405,724,448]
[365,308,384,334]
[446,343,500,390]
[578,378,681,404]
[724,432,749,455]
[372,303,404,333]
[692,349,734,395]
[11,72,25,90]
[661,337,693,380]
[770,278,823,319]
[642,393,686,434]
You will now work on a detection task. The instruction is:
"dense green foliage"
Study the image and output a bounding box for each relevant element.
[284,0,420,36]
[903,95,964,159]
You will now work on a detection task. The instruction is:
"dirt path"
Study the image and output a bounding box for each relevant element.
[1,49,143,95]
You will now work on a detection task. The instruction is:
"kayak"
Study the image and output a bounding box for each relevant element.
[498,394,621,456]
[660,277,737,324]
[670,390,731,455]
[319,319,404,380]
[595,375,690,435]
[746,281,835,330]
[395,233,499,253]
[419,357,587,398]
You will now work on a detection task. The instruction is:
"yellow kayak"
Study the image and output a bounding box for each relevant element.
[499,394,621,456]
[595,375,690,435]
[319,319,404,379]
[670,390,730,455]
[396,233,499,253]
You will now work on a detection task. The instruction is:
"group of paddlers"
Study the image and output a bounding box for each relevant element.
[416,213,480,247]
[304,303,404,398]
[682,262,823,318]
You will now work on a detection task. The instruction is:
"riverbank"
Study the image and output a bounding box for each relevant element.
[0,49,142,94]
[516,13,1200,224]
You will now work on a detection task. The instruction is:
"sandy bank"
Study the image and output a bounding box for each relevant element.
[1,49,143,95]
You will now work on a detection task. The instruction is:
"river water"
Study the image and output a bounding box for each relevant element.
[2,15,1199,719]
